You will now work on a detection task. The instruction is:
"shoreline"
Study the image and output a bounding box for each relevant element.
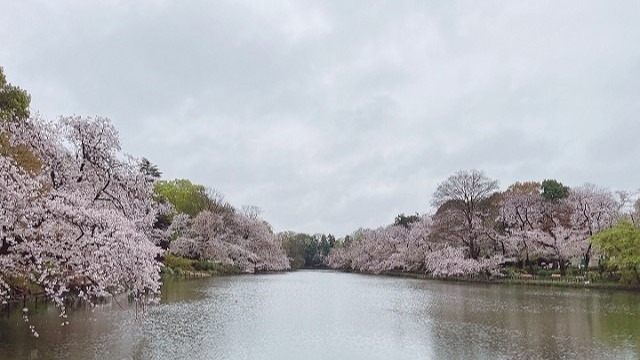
[375,270,640,292]
[4,268,637,311]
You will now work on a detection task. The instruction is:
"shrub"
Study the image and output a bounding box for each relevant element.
[538,270,550,277]
[194,261,216,271]
[163,254,196,271]
[566,267,579,276]
[160,266,175,276]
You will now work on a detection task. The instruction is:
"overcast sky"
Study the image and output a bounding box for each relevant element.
[1,1,639,236]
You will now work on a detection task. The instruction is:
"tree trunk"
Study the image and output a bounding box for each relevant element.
[584,242,592,272]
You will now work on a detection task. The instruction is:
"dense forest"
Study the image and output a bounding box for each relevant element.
[2,66,640,318]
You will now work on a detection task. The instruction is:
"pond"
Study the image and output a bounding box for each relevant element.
[1,270,639,359]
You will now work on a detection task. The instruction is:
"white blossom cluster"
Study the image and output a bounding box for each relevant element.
[498,184,620,269]
[327,216,503,276]
[169,210,290,273]
[1,116,163,309]
[328,180,628,276]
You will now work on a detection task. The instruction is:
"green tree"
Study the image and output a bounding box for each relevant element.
[0,66,40,173]
[140,157,162,179]
[280,232,337,269]
[280,232,312,269]
[304,235,321,266]
[0,66,31,122]
[328,234,336,248]
[319,235,330,257]
[154,179,210,217]
[319,234,335,256]
[394,213,420,228]
[592,221,640,284]
[541,179,569,201]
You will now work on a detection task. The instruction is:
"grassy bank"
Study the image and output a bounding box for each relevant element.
[161,254,243,277]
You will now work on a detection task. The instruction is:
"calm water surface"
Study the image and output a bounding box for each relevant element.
[1,271,639,359]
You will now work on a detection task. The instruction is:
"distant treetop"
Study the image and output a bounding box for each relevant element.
[0,66,31,121]
[541,179,570,201]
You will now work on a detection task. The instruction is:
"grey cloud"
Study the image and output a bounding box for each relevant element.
[2,0,639,235]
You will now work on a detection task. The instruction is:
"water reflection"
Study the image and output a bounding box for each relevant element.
[1,271,639,359]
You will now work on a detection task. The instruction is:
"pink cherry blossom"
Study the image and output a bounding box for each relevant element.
[1,115,163,310]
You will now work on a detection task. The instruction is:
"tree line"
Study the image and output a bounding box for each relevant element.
[327,170,640,283]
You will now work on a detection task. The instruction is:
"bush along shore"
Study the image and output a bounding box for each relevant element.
[161,254,248,277]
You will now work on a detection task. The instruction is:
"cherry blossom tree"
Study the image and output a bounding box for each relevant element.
[169,210,290,273]
[327,224,413,273]
[326,215,502,276]
[431,169,499,259]
[568,184,619,267]
[1,115,163,311]
[424,246,502,277]
[498,181,621,272]
[498,182,544,266]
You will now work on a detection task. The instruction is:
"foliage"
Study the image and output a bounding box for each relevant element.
[139,157,162,179]
[394,213,421,228]
[193,261,241,275]
[280,232,306,269]
[162,254,241,275]
[163,254,196,271]
[0,68,39,172]
[506,181,541,195]
[154,179,211,217]
[280,232,336,269]
[541,179,569,201]
[0,67,31,121]
[592,221,640,284]
[154,179,234,220]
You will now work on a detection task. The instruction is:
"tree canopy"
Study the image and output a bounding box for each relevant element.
[1,115,162,309]
[431,169,499,259]
[154,179,211,217]
[394,213,421,228]
[592,221,640,284]
[0,67,39,172]
[541,179,569,201]
[432,169,499,209]
[140,157,162,179]
[0,67,31,121]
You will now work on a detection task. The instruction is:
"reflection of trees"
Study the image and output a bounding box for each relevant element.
[418,282,640,359]
[591,292,640,351]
